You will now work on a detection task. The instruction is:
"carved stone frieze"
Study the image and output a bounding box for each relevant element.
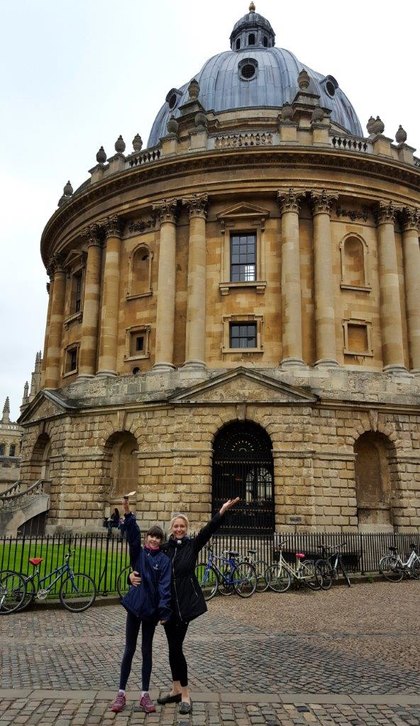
[310,190,338,214]
[277,188,302,215]
[182,193,208,218]
[127,217,155,235]
[336,206,369,222]
[214,132,273,149]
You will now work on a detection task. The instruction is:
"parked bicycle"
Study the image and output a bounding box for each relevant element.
[265,541,321,592]
[0,570,27,614]
[315,541,351,589]
[243,548,269,592]
[116,564,131,598]
[195,545,257,599]
[13,550,96,613]
[379,543,420,582]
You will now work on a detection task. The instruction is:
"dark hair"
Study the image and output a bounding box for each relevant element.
[146,524,164,540]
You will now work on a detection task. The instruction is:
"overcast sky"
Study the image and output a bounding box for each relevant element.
[1,0,418,421]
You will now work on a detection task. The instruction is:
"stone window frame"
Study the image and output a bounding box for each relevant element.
[342,318,373,357]
[339,233,371,292]
[217,205,268,295]
[222,314,264,354]
[64,253,85,327]
[126,243,153,300]
[124,324,151,361]
[63,342,80,377]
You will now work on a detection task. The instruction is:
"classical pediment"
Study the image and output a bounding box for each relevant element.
[18,390,78,425]
[216,202,270,224]
[170,368,318,405]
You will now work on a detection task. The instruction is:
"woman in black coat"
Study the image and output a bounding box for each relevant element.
[157,497,239,715]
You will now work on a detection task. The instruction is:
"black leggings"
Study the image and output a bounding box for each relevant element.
[119,612,156,691]
[163,620,189,687]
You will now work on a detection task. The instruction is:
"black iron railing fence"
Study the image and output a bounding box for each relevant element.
[0,530,419,595]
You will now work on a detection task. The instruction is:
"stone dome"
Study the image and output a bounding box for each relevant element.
[148,4,363,146]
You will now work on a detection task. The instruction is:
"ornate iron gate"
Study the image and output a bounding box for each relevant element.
[212,421,274,533]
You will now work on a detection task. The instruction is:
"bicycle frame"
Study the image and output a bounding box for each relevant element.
[24,554,74,598]
[274,549,314,582]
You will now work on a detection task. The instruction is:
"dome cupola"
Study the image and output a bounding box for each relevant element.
[229,2,275,51]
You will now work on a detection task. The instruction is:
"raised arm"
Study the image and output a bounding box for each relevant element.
[119,497,141,567]
[193,497,240,554]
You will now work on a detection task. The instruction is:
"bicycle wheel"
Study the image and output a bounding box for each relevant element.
[0,571,26,614]
[195,564,219,601]
[379,555,404,582]
[316,559,333,590]
[60,573,96,612]
[253,560,270,592]
[232,562,257,598]
[218,565,235,596]
[116,565,131,598]
[16,577,36,612]
[409,558,420,579]
[265,563,292,593]
[301,560,322,590]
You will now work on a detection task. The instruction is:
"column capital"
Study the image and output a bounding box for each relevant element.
[47,253,66,277]
[182,193,208,219]
[310,190,338,215]
[104,215,123,239]
[375,201,397,226]
[277,188,302,215]
[153,198,179,225]
[401,206,420,232]
[81,223,103,248]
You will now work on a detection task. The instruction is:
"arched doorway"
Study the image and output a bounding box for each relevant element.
[106,431,139,498]
[354,431,395,531]
[212,421,274,533]
[31,433,51,482]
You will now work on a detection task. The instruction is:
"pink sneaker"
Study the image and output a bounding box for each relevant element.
[110,692,126,713]
[139,693,156,713]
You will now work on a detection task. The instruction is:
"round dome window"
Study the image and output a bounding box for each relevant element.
[239,58,258,81]
[165,88,181,110]
[323,75,338,98]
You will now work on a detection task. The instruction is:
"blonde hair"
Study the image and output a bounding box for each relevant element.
[169,513,190,532]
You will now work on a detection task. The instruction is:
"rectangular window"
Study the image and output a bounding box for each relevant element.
[229,322,257,348]
[230,233,256,282]
[125,326,151,361]
[65,346,78,374]
[72,271,83,314]
[130,334,144,356]
[9,444,16,457]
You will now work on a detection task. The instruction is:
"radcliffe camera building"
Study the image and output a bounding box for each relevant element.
[13,4,420,535]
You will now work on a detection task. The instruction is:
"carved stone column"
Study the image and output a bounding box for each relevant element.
[97,216,122,376]
[79,224,102,377]
[44,256,66,388]
[153,199,178,371]
[401,207,420,373]
[278,189,304,367]
[183,194,208,369]
[376,202,406,373]
[311,190,339,367]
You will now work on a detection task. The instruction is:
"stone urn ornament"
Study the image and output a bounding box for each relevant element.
[96,146,107,164]
[297,69,310,90]
[395,125,407,144]
[132,134,143,152]
[166,115,179,135]
[366,116,376,135]
[188,78,200,101]
[280,102,294,121]
[115,135,126,154]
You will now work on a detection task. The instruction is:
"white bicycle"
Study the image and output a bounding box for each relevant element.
[379,543,420,582]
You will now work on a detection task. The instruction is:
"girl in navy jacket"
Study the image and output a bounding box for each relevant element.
[110,499,171,714]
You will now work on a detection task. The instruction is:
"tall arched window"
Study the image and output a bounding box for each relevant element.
[354,431,395,530]
[107,431,139,497]
[212,421,274,533]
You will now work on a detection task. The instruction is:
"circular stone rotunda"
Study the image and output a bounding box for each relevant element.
[16,3,420,536]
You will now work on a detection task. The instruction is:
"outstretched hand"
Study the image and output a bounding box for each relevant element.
[219,497,240,516]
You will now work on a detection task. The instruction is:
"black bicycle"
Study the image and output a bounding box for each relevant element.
[315,542,351,589]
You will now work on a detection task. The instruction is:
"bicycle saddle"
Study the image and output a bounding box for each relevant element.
[226,551,239,558]
[388,546,397,552]
[29,557,43,566]
[295,553,305,560]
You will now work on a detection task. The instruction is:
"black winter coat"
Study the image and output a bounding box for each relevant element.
[162,512,223,624]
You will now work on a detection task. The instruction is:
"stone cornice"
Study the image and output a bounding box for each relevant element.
[40,146,420,264]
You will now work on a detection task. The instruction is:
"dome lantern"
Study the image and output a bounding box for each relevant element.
[229,3,275,51]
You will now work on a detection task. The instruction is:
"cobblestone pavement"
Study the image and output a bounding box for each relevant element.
[0,580,419,724]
